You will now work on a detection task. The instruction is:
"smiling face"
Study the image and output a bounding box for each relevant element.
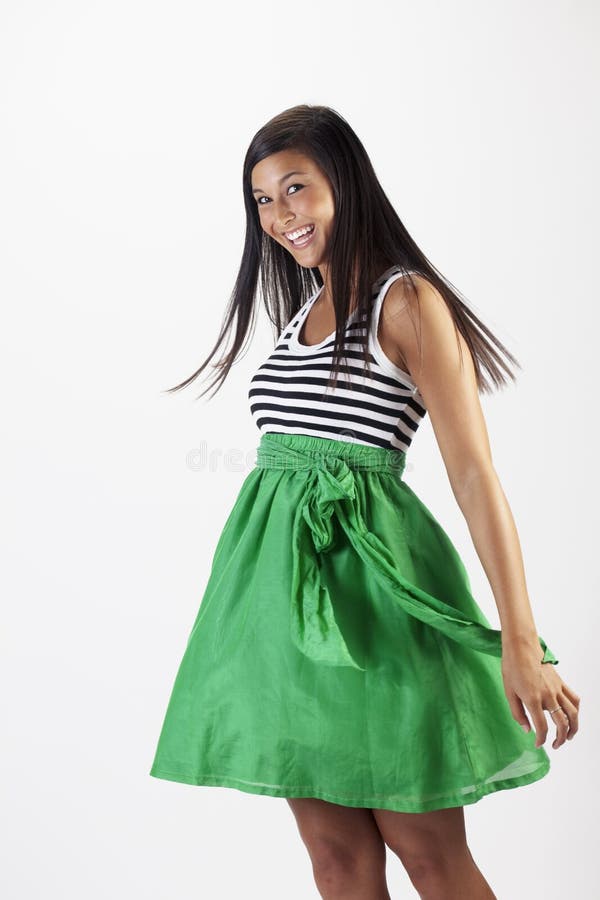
[251,149,336,274]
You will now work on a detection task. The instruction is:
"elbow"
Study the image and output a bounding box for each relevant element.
[450,460,499,505]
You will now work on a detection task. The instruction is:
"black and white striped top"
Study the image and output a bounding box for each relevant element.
[248,265,427,452]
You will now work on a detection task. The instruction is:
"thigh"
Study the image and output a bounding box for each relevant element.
[371,805,468,861]
[287,797,387,859]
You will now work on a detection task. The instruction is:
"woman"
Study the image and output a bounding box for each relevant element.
[150,104,580,899]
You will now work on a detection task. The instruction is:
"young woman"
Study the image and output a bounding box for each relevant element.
[149,104,580,899]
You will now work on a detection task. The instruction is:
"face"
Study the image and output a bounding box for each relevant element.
[251,149,335,273]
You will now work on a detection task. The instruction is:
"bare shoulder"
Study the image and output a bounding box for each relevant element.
[381,272,492,490]
[379,273,462,381]
[381,272,448,321]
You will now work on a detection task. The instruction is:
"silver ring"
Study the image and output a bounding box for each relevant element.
[548,705,562,715]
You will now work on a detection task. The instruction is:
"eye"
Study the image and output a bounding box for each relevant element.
[256,183,305,206]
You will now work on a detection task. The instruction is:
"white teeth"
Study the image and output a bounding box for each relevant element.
[286,224,314,241]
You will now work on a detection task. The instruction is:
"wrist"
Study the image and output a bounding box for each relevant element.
[501,629,559,666]
[501,629,540,652]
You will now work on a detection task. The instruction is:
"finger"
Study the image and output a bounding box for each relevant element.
[561,683,582,712]
[559,695,580,741]
[530,702,549,749]
[550,701,570,749]
[557,684,581,739]
[507,694,531,732]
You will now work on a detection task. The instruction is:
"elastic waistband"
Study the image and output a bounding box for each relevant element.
[255,432,406,476]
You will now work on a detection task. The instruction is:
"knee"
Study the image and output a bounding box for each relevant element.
[309,836,384,891]
[389,846,451,894]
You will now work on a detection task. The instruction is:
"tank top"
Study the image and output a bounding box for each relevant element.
[248,264,428,452]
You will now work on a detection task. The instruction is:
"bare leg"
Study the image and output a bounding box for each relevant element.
[286,797,391,900]
[371,805,496,900]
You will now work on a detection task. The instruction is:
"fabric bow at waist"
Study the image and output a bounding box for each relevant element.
[255,434,558,672]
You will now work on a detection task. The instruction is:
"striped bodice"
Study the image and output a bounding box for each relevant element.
[248,265,427,452]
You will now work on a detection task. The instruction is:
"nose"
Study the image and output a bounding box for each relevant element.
[280,218,295,234]
[268,198,294,228]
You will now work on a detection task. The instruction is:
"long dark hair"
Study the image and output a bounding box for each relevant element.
[165,103,520,399]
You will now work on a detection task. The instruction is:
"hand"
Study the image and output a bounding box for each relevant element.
[500,640,581,750]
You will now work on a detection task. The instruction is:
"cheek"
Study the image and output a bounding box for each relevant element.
[257,210,270,232]
[313,196,335,223]
[258,210,282,240]
[317,205,335,234]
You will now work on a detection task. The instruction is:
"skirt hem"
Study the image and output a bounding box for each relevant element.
[148,760,551,814]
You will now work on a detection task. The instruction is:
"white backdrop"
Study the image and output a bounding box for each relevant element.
[1,1,598,897]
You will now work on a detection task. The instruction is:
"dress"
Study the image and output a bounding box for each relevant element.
[149,265,558,813]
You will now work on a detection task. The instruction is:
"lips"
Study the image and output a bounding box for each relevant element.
[284,223,315,241]
[284,223,316,248]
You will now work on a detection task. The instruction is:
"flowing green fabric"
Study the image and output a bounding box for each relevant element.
[256,434,558,671]
[149,432,557,813]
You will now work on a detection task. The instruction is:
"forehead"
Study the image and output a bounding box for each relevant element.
[251,149,317,188]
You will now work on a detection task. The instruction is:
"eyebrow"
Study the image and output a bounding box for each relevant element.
[251,170,308,195]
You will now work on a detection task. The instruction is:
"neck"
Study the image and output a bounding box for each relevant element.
[318,257,392,310]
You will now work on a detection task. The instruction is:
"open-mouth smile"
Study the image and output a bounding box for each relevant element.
[284,224,315,248]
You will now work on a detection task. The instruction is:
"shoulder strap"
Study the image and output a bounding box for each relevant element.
[372,267,418,314]
[369,267,420,392]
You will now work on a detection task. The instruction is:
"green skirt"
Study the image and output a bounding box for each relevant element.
[149,431,558,813]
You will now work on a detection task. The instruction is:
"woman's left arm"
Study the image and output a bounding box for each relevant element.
[379,275,581,750]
